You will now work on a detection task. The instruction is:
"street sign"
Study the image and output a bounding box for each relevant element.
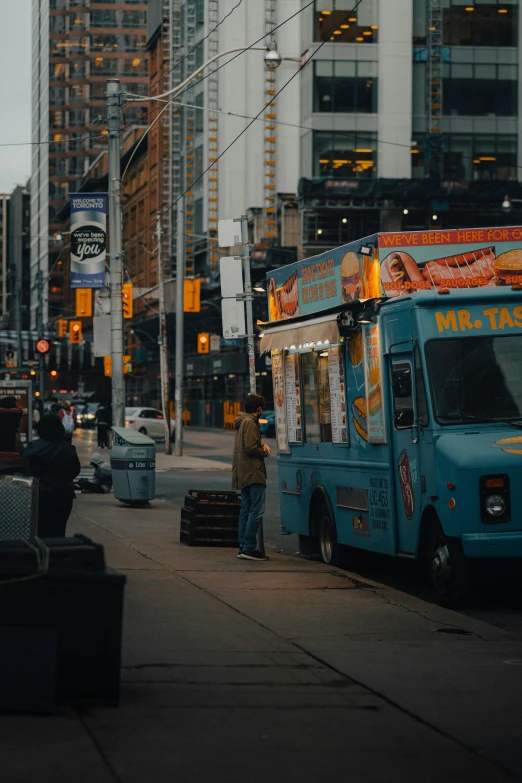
[93,314,111,357]
[218,218,244,248]
[219,257,243,298]
[35,339,50,355]
[94,287,110,316]
[222,298,246,339]
[210,334,220,353]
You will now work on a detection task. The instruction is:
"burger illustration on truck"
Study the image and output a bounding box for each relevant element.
[341,251,363,303]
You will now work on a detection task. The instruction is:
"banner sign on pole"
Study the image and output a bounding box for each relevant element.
[70,193,107,289]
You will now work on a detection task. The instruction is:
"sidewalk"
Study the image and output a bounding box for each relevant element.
[2,493,522,782]
[154,452,230,471]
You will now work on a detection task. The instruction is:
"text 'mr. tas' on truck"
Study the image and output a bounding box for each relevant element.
[261,226,522,606]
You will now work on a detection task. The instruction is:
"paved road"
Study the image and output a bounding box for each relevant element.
[72,426,522,635]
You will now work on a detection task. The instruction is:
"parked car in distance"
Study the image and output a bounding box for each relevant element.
[76,402,100,428]
[124,407,173,440]
[259,410,275,438]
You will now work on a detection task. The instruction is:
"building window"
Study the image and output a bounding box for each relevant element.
[195,92,204,133]
[313,131,377,178]
[412,133,517,181]
[314,1,378,43]
[68,109,86,127]
[50,63,67,81]
[194,146,203,179]
[443,2,517,47]
[68,13,87,31]
[69,85,88,103]
[444,63,517,116]
[314,61,377,113]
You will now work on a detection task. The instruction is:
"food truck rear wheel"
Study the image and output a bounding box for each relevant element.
[318,505,340,567]
[428,529,474,608]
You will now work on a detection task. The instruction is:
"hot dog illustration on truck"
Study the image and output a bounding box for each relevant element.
[261,225,522,607]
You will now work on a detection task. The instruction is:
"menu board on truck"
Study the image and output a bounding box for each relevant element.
[328,346,349,444]
[363,325,386,444]
[272,351,290,454]
[0,380,33,444]
[284,353,303,443]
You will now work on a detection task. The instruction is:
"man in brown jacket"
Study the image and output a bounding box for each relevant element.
[232,393,271,561]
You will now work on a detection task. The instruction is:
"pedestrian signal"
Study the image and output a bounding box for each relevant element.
[50,370,58,379]
[69,321,82,344]
[57,318,67,338]
[122,283,133,319]
[75,288,92,317]
[197,333,210,354]
[184,278,201,312]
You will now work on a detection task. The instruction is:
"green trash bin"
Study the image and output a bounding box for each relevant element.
[110,427,156,505]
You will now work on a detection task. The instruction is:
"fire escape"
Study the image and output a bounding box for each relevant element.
[425,0,444,179]
[207,0,220,274]
[264,0,277,242]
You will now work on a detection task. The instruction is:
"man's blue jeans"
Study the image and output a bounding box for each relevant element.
[238,484,266,553]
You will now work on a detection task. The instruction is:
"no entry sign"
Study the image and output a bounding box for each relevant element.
[35,339,50,355]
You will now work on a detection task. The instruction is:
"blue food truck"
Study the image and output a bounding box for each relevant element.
[262,226,522,605]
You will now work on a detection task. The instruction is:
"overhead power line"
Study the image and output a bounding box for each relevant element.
[123,0,366,257]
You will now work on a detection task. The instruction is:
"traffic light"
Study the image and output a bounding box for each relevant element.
[75,288,92,317]
[122,283,133,319]
[184,278,201,312]
[104,355,131,376]
[197,333,210,354]
[69,321,82,344]
[50,370,58,379]
[57,318,67,338]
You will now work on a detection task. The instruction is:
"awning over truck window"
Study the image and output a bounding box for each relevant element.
[259,313,341,354]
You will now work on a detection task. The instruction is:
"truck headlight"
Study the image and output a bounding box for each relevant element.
[480,475,510,523]
[485,494,505,517]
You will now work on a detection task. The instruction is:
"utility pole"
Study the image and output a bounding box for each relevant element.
[15,267,23,374]
[156,212,172,453]
[36,268,45,415]
[107,78,125,427]
[174,197,185,457]
[241,216,264,555]
[241,216,256,395]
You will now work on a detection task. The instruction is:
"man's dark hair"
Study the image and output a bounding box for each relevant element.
[244,394,266,413]
[37,414,65,442]
[51,397,58,403]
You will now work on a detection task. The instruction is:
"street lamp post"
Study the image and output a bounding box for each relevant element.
[174,197,185,457]
[156,212,172,453]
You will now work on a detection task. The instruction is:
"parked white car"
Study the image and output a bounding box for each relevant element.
[124,407,172,440]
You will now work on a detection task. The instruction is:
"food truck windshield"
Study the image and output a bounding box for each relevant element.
[266,226,522,324]
[425,333,522,425]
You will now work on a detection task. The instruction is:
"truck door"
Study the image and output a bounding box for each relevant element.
[390,352,422,555]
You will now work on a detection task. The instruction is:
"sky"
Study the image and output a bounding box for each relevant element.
[0,0,31,194]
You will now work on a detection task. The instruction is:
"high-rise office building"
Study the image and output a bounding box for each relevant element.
[30,0,149,327]
[299,0,521,252]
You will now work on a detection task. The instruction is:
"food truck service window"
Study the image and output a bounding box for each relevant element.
[300,347,336,444]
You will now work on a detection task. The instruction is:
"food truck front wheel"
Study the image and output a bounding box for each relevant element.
[428,524,475,608]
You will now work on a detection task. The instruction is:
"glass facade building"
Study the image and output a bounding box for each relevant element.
[300,0,522,251]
